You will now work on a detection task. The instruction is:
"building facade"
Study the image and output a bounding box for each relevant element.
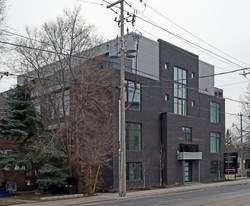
[109,36,225,189]
[14,35,225,190]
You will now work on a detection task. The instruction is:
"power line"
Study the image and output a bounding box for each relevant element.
[0,36,249,92]
[134,13,245,69]
[1,68,247,106]
[119,0,246,69]
[75,0,248,72]
[115,85,244,117]
[141,0,250,67]
[75,0,108,6]
[75,0,250,80]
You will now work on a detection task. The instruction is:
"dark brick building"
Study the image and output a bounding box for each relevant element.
[109,36,225,189]
[14,35,225,190]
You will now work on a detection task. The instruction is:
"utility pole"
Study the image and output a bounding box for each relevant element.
[239,112,244,177]
[107,0,126,197]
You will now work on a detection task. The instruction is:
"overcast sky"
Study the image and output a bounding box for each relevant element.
[1,0,250,129]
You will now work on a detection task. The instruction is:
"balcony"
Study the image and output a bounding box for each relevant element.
[177,144,202,160]
[179,144,199,152]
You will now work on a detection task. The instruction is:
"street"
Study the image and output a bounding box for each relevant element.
[89,184,250,206]
[14,180,250,206]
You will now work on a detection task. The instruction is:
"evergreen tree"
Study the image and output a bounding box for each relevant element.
[0,82,43,167]
[0,82,68,191]
[0,82,42,143]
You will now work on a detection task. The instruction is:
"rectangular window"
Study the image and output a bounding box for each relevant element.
[210,102,220,123]
[174,67,187,115]
[191,100,195,107]
[245,160,250,169]
[210,132,220,153]
[210,160,220,174]
[125,80,141,111]
[126,162,142,181]
[126,122,141,151]
[50,90,70,119]
[182,127,192,143]
[164,62,168,70]
[165,94,169,101]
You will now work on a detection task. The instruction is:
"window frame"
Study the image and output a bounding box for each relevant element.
[174,67,187,116]
[124,80,141,111]
[125,122,142,151]
[182,127,192,143]
[210,160,220,174]
[191,100,195,107]
[165,94,169,101]
[210,132,220,153]
[210,102,220,123]
[164,62,169,70]
[126,162,142,181]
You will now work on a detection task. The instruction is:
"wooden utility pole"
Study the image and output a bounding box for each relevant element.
[239,112,244,177]
[107,0,126,197]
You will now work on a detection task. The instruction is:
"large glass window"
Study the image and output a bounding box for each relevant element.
[125,80,141,111]
[126,162,142,181]
[210,102,220,123]
[174,67,187,115]
[182,127,192,143]
[210,132,220,153]
[210,160,220,174]
[126,122,141,151]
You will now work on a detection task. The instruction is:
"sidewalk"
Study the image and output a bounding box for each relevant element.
[6,178,250,206]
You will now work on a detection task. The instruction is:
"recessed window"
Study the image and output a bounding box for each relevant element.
[50,90,70,119]
[210,102,220,123]
[210,160,220,174]
[126,122,141,151]
[125,80,141,111]
[210,132,220,153]
[174,67,187,116]
[191,100,195,107]
[164,94,169,101]
[126,162,142,181]
[245,160,250,169]
[182,127,192,143]
[164,62,168,70]
[191,72,195,78]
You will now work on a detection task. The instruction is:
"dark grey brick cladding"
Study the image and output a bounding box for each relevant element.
[109,39,225,189]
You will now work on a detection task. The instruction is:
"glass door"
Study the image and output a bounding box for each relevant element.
[185,161,192,182]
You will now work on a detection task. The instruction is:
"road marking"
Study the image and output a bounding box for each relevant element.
[210,196,250,206]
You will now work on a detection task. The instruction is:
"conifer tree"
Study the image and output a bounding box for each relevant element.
[0,82,42,143]
[0,82,68,191]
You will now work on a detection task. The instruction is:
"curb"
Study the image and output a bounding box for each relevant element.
[40,194,86,201]
[125,179,250,199]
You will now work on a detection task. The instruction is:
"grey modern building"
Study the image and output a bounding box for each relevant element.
[15,34,225,190]
[107,35,225,189]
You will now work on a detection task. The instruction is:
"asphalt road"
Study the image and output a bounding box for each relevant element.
[89,184,250,206]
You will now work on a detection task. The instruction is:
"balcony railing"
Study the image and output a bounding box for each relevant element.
[179,144,199,152]
[178,144,202,160]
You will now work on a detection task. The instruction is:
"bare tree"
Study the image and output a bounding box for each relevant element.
[0,0,9,55]
[225,129,236,153]
[13,7,116,194]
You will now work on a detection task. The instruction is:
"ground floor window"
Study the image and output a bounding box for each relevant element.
[210,160,220,174]
[245,159,250,169]
[126,162,142,181]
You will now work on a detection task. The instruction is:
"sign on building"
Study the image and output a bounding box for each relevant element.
[224,152,238,174]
